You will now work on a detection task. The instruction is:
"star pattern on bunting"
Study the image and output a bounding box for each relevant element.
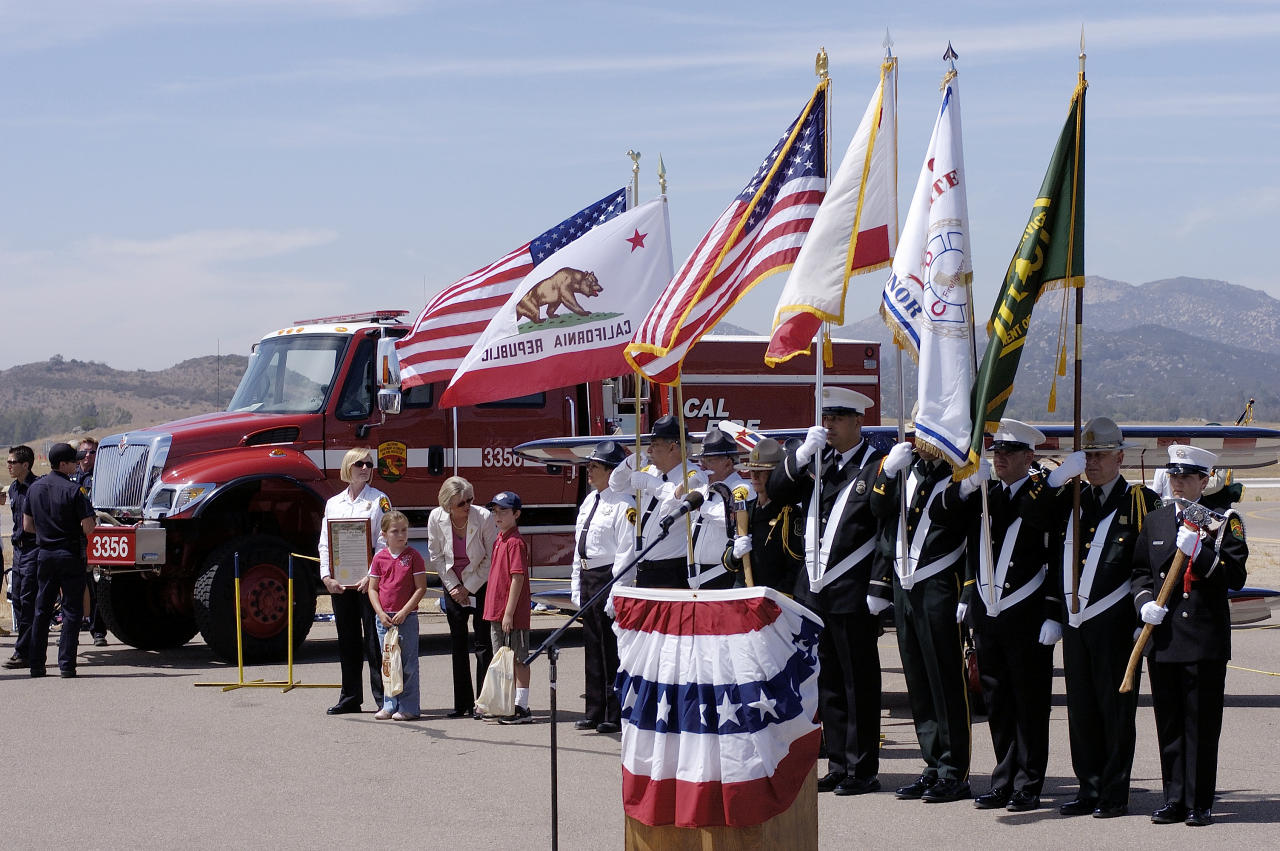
[716,692,741,729]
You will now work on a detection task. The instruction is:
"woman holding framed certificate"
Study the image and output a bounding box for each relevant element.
[318,447,391,715]
[427,476,496,718]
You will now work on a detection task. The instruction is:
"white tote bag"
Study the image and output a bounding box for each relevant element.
[381,625,404,697]
[474,645,515,717]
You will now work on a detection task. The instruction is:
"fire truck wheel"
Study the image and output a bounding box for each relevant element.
[193,534,317,663]
[96,573,200,650]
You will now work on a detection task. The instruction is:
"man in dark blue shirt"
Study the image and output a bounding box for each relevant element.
[23,442,96,677]
[4,445,39,668]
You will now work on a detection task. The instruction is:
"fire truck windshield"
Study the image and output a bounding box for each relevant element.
[227,335,347,414]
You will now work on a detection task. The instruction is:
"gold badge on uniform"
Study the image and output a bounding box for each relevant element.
[1230,516,1245,541]
[626,507,638,525]
[379,496,391,512]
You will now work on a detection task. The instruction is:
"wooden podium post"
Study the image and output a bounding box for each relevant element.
[623,767,817,851]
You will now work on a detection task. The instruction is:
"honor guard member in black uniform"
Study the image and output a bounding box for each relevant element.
[1132,445,1247,827]
[1032,416,1162,819]
[572,440,634,734]
[942,419,1057,812]
[23,442,97,677]
[610,414,707,589]
[4,445,39,669]
[870,440,974,803]
[769,387,886,797]
[688,429,752,590]
[723,438,804,592]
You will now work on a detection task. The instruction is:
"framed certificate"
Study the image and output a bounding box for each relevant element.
[329,518,373,587]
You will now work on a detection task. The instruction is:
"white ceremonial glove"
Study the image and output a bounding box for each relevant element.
[1140,601,1168,625]
[1176,526,1200,557]
[795,425,828,466]
[955,602,969,624]
[883,441,914,476]
[1038,619,1063,646]
[609,452,636,493]
[630,470,663,491]
[959,459,993,498]
[1047,451,1086,487]
[732,535,752,559]
[866,595,891,616]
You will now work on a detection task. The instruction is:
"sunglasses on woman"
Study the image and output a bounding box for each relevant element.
[353,460,375,469]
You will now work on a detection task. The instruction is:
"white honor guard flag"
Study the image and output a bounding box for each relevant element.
[612,586,822,828]
[879,73,974,470]
[439,198,674,408]
[767,58,899,366]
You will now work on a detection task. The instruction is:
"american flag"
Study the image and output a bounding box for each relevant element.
[613,585,822,828]
[397,188,627,388]
[625,83,827,385]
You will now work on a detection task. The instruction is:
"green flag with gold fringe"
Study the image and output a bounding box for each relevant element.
[966,80,1086,470]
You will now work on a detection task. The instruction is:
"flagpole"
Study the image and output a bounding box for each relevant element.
[886,34,911,587]
[674,378,696,582]
[626,148,647,553]
[807,48,831,587]
[1069,31,1088,615]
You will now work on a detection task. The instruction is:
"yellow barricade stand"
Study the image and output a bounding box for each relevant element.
[195,553,339,693]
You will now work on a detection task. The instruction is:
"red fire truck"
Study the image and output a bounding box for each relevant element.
[87,311,880,661]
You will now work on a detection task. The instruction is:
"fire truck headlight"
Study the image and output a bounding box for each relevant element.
[171,483,216,516]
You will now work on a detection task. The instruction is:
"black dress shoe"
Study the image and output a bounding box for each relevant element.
[1006,790,1041,812]
[833,776,880,796]
[1092,802,1128,819]
[895,774,938,800]
[974,786,1012,809]
[29,669,46,678]
[816,771,847,793]
[59,669,77,678]
[596,721,621,734]
[1185,808,1213,826]
[3,656,28,669]
[1058,797,1098,816]
[1151,801,1187,824]
[574,719,598,730]
[446,709,471,718]
[922,778,971,803]
[326,703,361,715]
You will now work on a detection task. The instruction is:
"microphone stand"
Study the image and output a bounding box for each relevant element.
[524,517,684,851]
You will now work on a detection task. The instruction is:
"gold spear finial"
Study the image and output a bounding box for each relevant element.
[815,46,829,80]
[657,154,667,196]
[627,149,641,206]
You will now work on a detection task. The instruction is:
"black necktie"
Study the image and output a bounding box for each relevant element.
[577,493,600,558]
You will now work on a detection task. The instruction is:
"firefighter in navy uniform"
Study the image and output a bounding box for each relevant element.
[571,440,635,735]
[1132,445,1247,828]
[609,414,707,589]
[70,440,107,647]
[4,445,39,669]
[1028,416,1162,819]
[723,438,803,593]
[688,429,752,590]
[870,440,975,804]
[938,419,1058,812]
[768,387,886,797]
[23,442,96,677]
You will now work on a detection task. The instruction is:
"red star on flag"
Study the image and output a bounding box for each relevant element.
[626,228,647,252]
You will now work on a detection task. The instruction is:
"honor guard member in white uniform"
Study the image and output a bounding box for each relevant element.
[870,440,974,804]
[610,414,707,589]
[768,387,886,797]
[938,419,1057,812]
[1132,445,1247,827]
[572,440,635,734]
[688,428,753,590]
[1028,416,1162,819]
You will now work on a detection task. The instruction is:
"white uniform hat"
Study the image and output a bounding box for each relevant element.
[820,386,874,415]
[1165,444,1217,476]
[990,418,1045,451]
[1080,416,1137,451]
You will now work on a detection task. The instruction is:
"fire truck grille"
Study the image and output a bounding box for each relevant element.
[92,444,155,511]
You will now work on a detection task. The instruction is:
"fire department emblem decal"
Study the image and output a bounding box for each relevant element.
[377,441,407,483]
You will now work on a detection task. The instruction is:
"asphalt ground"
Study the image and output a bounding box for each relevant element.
[1,486,1278,849]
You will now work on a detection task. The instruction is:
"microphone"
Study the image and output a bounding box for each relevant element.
[659,491,705,530]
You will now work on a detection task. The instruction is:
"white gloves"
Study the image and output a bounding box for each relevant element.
[630,470,663,491]
[955,602,969,624]
[1176,526,1200,557]
[795,425,828,466]
[1038,619,1062,646]
[959,459,992,498]
[1140,601,1168,625]
[1047,451,1086,487]
[866,595,891,615]
[609,452,636,493]
[883,441,914,476]
[732,535,752,558]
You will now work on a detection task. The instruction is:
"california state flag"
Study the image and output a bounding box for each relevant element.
[765,58,898,366]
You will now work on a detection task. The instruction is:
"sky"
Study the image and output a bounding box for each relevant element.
[2,0,1277,371]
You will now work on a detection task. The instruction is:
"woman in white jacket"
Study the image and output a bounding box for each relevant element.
[427,476,496,717]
